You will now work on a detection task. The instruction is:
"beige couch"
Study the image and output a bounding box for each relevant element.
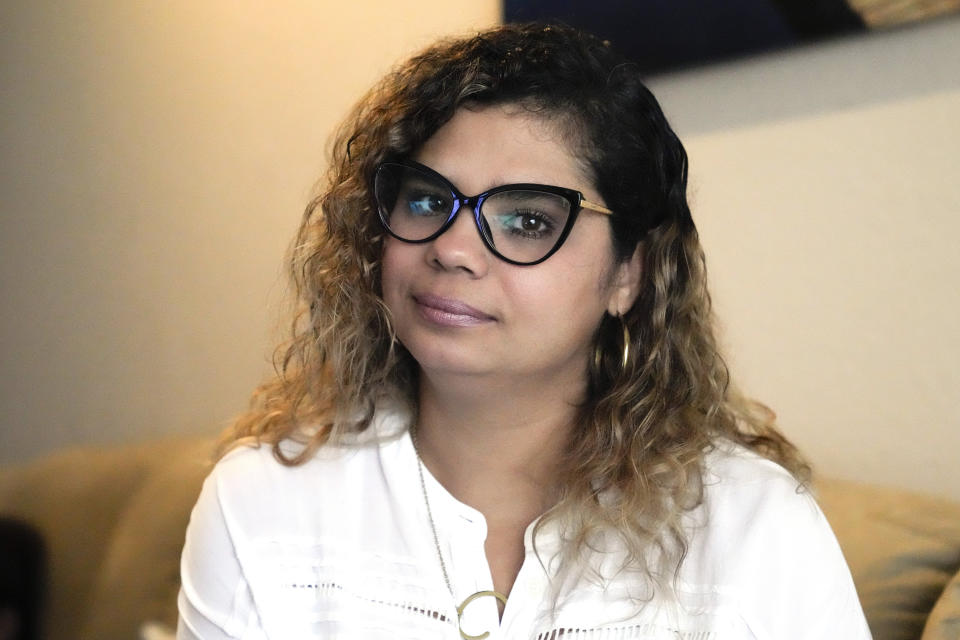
[1,437,959,640]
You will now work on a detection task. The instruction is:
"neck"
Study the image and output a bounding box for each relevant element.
[413,370,583,518]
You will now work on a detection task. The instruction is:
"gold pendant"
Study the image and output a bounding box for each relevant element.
[456,590,508,640]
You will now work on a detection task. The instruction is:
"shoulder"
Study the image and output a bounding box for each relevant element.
[700,441,814,525]
[190,443,325,539]
[205,441,388,522]
[693,441,826,571]
[208,400,412,501]
[703,439,802,489]
[688,442,871,639]
[198,405,411,530]
[211,440,333,487]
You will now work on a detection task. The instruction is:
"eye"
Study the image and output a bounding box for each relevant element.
[521,214,546,232]
[503,210,557,239]
[405,191,450,217]
[482,189,570,245]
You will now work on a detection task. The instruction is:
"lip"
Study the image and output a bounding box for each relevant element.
[412,293,496,327]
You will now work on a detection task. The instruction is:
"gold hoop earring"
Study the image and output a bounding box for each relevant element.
[592,314,632,374]
[619,315,631,371]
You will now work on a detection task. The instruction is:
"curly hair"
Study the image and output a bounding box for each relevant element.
[221,22,809,599]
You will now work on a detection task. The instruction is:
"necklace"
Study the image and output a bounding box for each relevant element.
[410,427,507,640]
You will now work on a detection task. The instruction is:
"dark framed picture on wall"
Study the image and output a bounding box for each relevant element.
[504,0,960,74]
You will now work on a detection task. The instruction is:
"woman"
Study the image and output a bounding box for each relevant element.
[178,23,871,640]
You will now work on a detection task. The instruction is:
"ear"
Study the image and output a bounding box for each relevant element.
[606,244,644,316]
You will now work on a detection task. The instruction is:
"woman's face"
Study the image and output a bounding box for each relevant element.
[380,104,641,389]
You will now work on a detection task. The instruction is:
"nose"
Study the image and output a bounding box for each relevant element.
[425,205,490,277]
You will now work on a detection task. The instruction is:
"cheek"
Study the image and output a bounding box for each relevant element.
[511,264,609,322]
[379,240,408,310]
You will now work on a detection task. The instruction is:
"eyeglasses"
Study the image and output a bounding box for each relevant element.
[373,160,612,266]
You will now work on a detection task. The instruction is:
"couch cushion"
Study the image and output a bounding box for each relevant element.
[816,477,960,640]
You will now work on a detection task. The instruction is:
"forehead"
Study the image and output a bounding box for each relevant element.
[412,104,596,196]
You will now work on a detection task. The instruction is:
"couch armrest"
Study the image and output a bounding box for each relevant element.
[923,566,960,640]
[80,438,213,639]
[0,436,214,640]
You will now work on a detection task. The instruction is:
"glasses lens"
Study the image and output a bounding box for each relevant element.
[374,164,454,241]
[481,190,572,263]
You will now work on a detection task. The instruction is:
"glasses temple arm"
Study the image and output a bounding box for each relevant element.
[580,199,613,215]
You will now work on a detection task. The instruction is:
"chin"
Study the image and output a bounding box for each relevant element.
[411,354,491,379]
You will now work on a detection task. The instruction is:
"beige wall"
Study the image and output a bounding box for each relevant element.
[2,3,957,500]
[691,95,960,500]
[0,1,500,458]
[648,16,960,500]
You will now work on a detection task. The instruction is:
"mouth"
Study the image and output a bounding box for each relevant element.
[412,293,496,327]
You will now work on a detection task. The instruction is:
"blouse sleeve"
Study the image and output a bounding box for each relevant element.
[177,463,267,640]
[726,469,873,640]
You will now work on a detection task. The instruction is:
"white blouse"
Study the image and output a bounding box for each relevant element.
[177,406,872,639]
